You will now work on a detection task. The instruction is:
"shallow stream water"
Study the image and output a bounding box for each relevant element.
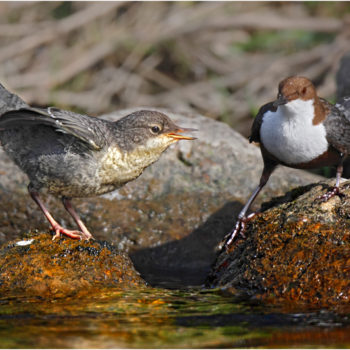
[0,287,349,348]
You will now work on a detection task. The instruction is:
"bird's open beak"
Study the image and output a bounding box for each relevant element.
[166,127,197,141]
[273,93,288,107]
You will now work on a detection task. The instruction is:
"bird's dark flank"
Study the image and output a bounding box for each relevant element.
[222,76,350,250]
[0,84,196,241]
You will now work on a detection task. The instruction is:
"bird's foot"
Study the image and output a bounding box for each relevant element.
[214,213,256,275]
[219,212,256,252]
[51,224,91,241]
[317,186,344,202]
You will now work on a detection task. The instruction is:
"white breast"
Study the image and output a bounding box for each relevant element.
[260,99,328,165]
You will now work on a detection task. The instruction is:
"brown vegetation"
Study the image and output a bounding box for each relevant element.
[0,2,349,135]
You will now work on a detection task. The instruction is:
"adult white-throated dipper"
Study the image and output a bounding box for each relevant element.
[0,83,196,240]
[223,76,350,249]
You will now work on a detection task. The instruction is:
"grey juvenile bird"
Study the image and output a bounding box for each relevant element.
[0,83,196,240]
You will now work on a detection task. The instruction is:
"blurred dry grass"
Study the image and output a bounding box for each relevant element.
[0,1,350,136]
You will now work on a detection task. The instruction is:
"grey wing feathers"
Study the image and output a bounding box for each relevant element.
[335,96,350,122]
[324,100,350,155]
[0,106,109,150]
[0,83,28,115]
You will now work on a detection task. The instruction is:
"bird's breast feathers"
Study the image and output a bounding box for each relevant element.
[260,99,329,165]
[98,144,163,187]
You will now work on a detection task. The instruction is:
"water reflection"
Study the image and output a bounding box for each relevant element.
[0,288,348,348]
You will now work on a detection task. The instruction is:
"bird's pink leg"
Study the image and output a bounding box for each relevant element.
[221,185,263,250]
[29,188,85,240]
[62,197,93,240]
[221,164,275,251]
[318,155,345,202]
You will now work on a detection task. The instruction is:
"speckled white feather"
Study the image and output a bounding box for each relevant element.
[260,99,328,165]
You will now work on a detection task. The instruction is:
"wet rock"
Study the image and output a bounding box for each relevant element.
[0,232,144,298]
[0,108,323,287]
[208,179,350,309]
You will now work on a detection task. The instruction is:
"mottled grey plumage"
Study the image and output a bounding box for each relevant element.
[0,107,182,197]
[334,96,350,122]
[0,83,195,240]
[324,98,350,156]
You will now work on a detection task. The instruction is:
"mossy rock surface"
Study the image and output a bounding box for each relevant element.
[209,179,350,310]
[0,232,145,298]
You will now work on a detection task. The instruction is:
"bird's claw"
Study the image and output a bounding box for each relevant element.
[225,220,245,247]
[219,213,256,252]
[317,187,344,202]
[51,224,90,241]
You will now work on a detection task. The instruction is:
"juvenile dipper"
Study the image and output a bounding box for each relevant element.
[223,76,350,249]
[0,83,196,240]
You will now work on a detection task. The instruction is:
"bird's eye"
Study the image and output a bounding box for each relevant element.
[150,125,161,134]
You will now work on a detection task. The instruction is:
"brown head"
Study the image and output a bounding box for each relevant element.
[274,76,318,107]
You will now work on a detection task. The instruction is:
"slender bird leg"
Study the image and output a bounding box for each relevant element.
[220,164,275,251]
[62,197,94,240]
[318,154,346,202]
[28,186,85,240]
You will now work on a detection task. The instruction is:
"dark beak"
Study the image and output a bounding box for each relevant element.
[166,127,197,141]
[273,93,288,107]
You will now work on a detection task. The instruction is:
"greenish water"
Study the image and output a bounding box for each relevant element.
[0,288,349,348]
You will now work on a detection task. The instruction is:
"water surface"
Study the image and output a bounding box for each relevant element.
[0,287,348,348]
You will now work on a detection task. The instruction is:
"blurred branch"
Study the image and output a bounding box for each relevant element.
[0,2,124,63]
[209,12,342,32]
[0,1,348,137]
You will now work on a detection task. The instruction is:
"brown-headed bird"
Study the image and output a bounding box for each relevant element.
[223,76,350,249]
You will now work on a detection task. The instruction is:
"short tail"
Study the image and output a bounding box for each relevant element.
[0,83,28,116]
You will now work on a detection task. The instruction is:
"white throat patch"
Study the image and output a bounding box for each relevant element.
[260,99,328,165]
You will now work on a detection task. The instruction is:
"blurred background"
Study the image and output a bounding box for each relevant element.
[0,1,349,139]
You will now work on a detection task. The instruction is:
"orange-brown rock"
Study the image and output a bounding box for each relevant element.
[0,232,145,298]
[209,179,350,310]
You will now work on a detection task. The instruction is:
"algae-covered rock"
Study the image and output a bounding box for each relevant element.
[208,179,350,309]
[0,232,145,298]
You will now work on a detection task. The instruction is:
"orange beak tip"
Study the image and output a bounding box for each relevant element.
[167,126,198,141]
[167,132,197,141]
[171,135,196,141]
